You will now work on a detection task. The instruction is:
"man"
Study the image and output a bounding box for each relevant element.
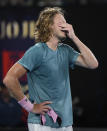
[3,7,98,131]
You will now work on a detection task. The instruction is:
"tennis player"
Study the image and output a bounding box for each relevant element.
[3,7,98,131]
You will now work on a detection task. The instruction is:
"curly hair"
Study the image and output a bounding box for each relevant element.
[34,7,64,43]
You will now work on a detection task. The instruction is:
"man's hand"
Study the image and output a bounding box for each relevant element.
[59,23,76,39]
[58,23,98,69]
[31,101,52,115]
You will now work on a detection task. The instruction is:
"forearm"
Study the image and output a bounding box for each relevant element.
[72,36,98,68]
[3,75,24,101]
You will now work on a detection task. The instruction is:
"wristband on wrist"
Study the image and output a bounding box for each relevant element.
[18,96,34,112]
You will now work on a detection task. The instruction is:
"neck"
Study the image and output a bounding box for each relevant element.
[46,36,59,51]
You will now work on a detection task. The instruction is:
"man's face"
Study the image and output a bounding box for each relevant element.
[51,14,67,41]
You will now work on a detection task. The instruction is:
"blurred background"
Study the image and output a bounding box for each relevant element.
[0,0,106,131]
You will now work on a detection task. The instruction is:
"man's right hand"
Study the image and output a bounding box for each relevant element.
[31,101,52,115]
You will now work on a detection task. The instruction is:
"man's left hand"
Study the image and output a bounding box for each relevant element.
[59,23,76,39]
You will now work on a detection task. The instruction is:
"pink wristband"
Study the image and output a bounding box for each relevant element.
[18,96,34,112]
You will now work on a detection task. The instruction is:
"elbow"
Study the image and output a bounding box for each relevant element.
[3,76,10,88]
[90,60,99,69]
[3,75,15,89]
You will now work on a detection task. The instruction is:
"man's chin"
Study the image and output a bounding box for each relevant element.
[59,35,67,41]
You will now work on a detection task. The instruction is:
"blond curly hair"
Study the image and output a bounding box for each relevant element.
[34,7,64,43]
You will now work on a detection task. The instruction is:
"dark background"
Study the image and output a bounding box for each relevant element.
[0,0,106,129]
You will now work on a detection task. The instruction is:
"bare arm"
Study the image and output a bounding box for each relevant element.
[60,23,99,69]
[3,63,51,114]
[3,63,27,101]
[72,36,99,69]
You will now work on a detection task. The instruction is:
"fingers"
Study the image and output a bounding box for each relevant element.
[41,108,51,115]
[41,101,52,114]
[58,23,73,30]
[40,107,50,115]
[41,112,46,115]
[58,23,67,28]
[32,101,52,115]
[61,27,69,33]
[41,101,52,106]
[42,108,49,112]
[61,28,68,31]
[58,24,69,32]
[43,105,51,111]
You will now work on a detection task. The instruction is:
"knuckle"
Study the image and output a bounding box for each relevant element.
[42,112,45,115]
[44,109,48,112]
[43,101,47,104]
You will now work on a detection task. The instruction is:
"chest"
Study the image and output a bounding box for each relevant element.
[42,50,68,73]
